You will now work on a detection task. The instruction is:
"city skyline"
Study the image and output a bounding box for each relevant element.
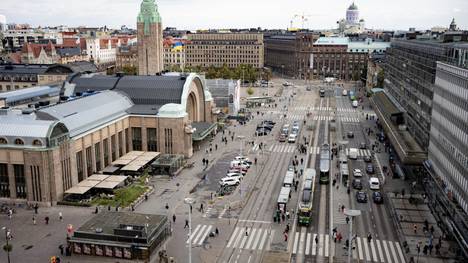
[0,0,467,31]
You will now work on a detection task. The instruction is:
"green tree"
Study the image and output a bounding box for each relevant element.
[352,71,360,81]
[246,87,254,96]
[122,65,137,75]
[206,65,218,79]
[376,69,385,88]
[360,65,368,84]
[262,68,272,81]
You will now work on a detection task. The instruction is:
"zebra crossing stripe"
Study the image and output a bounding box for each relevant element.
[187,225,201,244]
[376,239,384,262]
[268,145,273,151]
[357,237,364,260]
[239,232,249,249]
[251,228,263,250]
[363,239,371,261]
[245,228,257,249]
[324,234,329,257]
[312,234,317,255]
[299,230,306,255]
[305,233,311,255]
[293,232,299,254]
[260,229,270,250]
[318,234,324,256]
[396,242,406,263]
[382,240,393,263]
[197,225,212,245]
[192,225,208,245]
[233,227,244,248]
[389,242,399,263]
[370,239,379,262]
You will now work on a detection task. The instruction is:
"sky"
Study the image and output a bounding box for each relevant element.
[0,0,467,31]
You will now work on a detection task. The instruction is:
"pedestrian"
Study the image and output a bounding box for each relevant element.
[200,203,204,213]
[215,227,219,236]
[32,215,36,225]
[184,219,189,229]
[284,232,288,242]
[172,214,176,223]
[367,233,372,243]
[190,204,193,214]
[424,219,429,230]
[337,232,342,243]
[59,211,63,221]
[341,205,345,213]
[245,227,249,236]
[430,225,435,234]
[165,203,169,210]
[108,205,111,211]
[202,158,206,166]
[333,232,337,242]
[8,209,12,220]
[286,210,290,220]
[210,147,212,153]
[34,203,39,214]
[45,216,49,225]
[315,235,319,245]
[413,224,418,234]
[282,213,286,222]
[59,244,64,255]
[346,216,350,224]
[294,183,298,192]
[215,144,218,151]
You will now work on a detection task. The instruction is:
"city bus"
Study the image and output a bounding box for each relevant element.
[298,169,316,226]
[319,143,330,184]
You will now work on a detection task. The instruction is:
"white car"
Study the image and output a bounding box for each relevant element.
[225,173,243,181]
[228,168,246,175]
[369,177,380,190]
[353,169,363,177]
[234,156,252,164]
[230,160,250,169]
[288,134,297,143]
[219,177,240,187]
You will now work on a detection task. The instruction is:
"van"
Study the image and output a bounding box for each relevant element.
[352,100,358,108]
[283,171,294,187]
[340,163,349,177]
[219,177,240,187]
[342,89,348,96]
[348,148,358,160]
[288,134,297,143]
[369,177,380,190]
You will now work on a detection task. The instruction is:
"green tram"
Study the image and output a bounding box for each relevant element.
[319,143,330,184]
[298,168,316,226]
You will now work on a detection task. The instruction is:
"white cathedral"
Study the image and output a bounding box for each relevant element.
[337,2,366,34]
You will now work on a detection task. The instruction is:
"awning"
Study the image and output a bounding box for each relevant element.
[77,180,101,188]
[65,186,92,195]
[121,164,145,172]
[94,181,122,189]
[373,91,404,117]
[87,174,110,181]
[102,165,121,174]
[105,175,128,182]
[192,122,217,141]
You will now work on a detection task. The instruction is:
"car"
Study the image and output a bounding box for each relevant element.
[219,177,240,187]
[306,86,312,91]
[255,129,268,136]
[288,134,297,143]
[372,191,383,204]
[228,168,246,175]
[262,120,276,126]
[225,173,243,181]
[366,164,375,174]
[369,177,380,190]
[360,142,367,149]
[347,131,354,138]
[257,124,273,131]
[231,160,250,168]
[287,165,294,172]
[353,169,363,177]
[352,179,363,190]
[364,155,372,162]
[342,89,348,96]
[356,191,368,203]
[234,156,252,165]
[279,134,287,142]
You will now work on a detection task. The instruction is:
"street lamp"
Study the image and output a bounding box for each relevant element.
[184,198,196,263]
[2,227,11,263]
[344,209,361,263]
[237,135,245,156]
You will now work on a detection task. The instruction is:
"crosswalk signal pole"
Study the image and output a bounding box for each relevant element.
[344,209,361,263]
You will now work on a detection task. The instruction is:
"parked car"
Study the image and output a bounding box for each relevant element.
[234,156,252,165]
[279,134,287,142]
[230,160,250,169]
[224,173,243,181]
[364,155,372,162]
[356,191,368,203]
[366,164,375,174]
[352,179,363,190]
[369,177,380,190]
[219,177,240,187]
[347,131,354,138]
[262,120,276,126]
[360,142,367,149]
[257,124,273,131]
[372,191,383,204]
[288,134,297,143]
[255,128,268,136]
[353,169,363,177]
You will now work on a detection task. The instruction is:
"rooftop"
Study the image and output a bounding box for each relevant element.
[314,37,349,45]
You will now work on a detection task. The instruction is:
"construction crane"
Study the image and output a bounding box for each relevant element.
[289,13,313,31]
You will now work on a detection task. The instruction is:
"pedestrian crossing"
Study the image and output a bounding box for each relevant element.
[279,114,305,121]
[310,146,320,155]
[310,106,332,111]
[186,224,213,246]
[340,116,360,123]
[337,108,357,113]
[203,206,217,218]
[292,232,406,263]
[345,148,372,157]
[312,115,334,121]
[269,144,296,153]
[226,226,273,251]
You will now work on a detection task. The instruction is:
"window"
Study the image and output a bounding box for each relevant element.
[164,128,173,154]
[111,135,116,161]
[0,164,10,198]
[14,164,26,199]
[95,142,101,171]
[118,131,123,157]
[32,139,42,146]
[85,147,92,176]
[147,128,157,152]
[103,138,109,167]
[14,138,24,145]
[132,127,142,151]
[0,138,7,144]
[125,128,130,153]
[76,151,84,182]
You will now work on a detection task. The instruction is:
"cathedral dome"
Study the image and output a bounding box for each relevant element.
[348,2,358,10]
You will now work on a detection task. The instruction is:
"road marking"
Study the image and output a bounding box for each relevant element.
[324,234,329,257]
[218,208,227,219]
[318,234,324,256]
[357,237,364,260]
[252,228,263,250]
[226,227,239,247]
[262,229,272,251]
[238,219,271,224]
[363,239,371,261]
[239,232,249,249]
[293,232,299,254]
[197,225,212,245]
[389,241,399,263]
[376,239,384,262]
[305,233,311,255]
[245,228,257,249]
[382,240,393,263]
[268,145,273,151]
[370,239,379,262]
[186,225,201,244]
[312,234,317,255]
[192,225,207,245]
[233,227,244,248]
[299,229,306,256]
[396,242,406,263]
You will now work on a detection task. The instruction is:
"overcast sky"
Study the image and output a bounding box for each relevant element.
[1,0,467,31]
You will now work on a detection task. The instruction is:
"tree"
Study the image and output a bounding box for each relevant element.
[376,69,385,88]
[261,68,272,81]
[360,65,368,84]
[352,71,360,81]
[122,65,137,75]
[246,87,254,96]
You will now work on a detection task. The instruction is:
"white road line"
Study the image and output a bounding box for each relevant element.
[305,233,311,255]
[268,145,273,151]
[357,237,364,260]
[389,241,399,263]
[245,228,257,250]
[293,232,299,254]
[363,239,371,261]
[233,227,245,248]
[312,234,317,255]
[260,229,271,250]
[239,232,249,249]
[370,239,379,262]
[382,240,393,263]
[218,208,227,219]
[376,239,384,262]
[324,234,329,257]
[226,227,240,247]
[299,230,306,255]
[197,225,212,245]
[396,242,406,263]
[318,234,324,256]
[192,225,207,245]
[251,228,263,250]
[186,225,201,244]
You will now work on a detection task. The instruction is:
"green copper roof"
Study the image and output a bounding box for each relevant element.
[137,0,162,35]
[348,2,358,10]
